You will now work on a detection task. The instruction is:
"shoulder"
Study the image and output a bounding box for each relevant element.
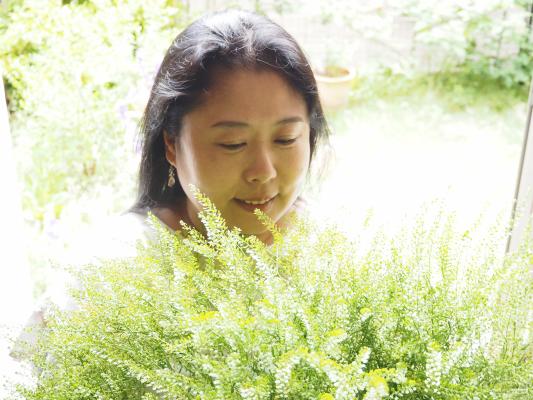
[275,195,309,233]
[292,196,308,214]
[285,195,324,225]
[58,211,164,269]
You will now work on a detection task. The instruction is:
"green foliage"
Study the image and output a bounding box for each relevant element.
[405,0,533,90]
[354,69,529,112]
[308,0,532,93]
[0,0,189,225]
[14,195,532,399]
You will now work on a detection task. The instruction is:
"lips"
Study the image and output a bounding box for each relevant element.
[235,195,277,212]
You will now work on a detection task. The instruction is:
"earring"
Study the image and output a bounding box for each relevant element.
[167,166,176,187]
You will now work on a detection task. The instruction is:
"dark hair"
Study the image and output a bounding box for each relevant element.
[131,9,330,212]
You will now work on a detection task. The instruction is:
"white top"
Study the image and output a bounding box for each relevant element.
[43,212,164,310]
[10,211,165,360]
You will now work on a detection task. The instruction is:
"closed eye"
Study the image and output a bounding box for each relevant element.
[276,138,298,145]
[219,143,246,150]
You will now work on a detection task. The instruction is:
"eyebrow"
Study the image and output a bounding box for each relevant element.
[210,116,304,129]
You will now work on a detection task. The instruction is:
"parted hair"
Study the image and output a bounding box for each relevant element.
[131,9,329,212]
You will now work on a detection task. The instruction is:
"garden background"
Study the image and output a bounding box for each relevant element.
[1,0,532,394]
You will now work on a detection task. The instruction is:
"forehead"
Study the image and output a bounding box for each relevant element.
[189,67,308,124]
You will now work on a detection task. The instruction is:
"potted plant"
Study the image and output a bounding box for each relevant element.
[314,61,356,110]
[310,8,357,110]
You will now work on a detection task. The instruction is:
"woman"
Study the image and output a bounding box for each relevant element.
[11,8,330,361]
[130,9,330,244]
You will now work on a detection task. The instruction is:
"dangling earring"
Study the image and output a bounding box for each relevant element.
[168,166,176,188]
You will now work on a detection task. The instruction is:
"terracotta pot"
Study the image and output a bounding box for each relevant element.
[314,66,355,110]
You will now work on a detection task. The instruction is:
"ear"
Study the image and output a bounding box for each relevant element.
[163,130,177,168]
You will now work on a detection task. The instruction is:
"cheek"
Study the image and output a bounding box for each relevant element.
[177,144,236,193]
[283,143,310,182]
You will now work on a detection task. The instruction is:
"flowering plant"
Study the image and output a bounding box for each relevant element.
[14,193,532,399]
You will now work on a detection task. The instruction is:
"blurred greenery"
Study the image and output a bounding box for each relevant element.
[293,0,533,91]
[404,0,533,89]
[1,0,531,227]
[0,0,531,300]
[1,0,191,228]
[353,69,530,113]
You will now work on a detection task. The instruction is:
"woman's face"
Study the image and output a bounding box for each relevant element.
[164,67,311,238]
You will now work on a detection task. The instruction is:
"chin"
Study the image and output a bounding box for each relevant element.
[225,205,286,235]
[229,213,276,234]
[233,222,268,236]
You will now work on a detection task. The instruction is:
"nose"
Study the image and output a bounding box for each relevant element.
[243,144,277,184]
